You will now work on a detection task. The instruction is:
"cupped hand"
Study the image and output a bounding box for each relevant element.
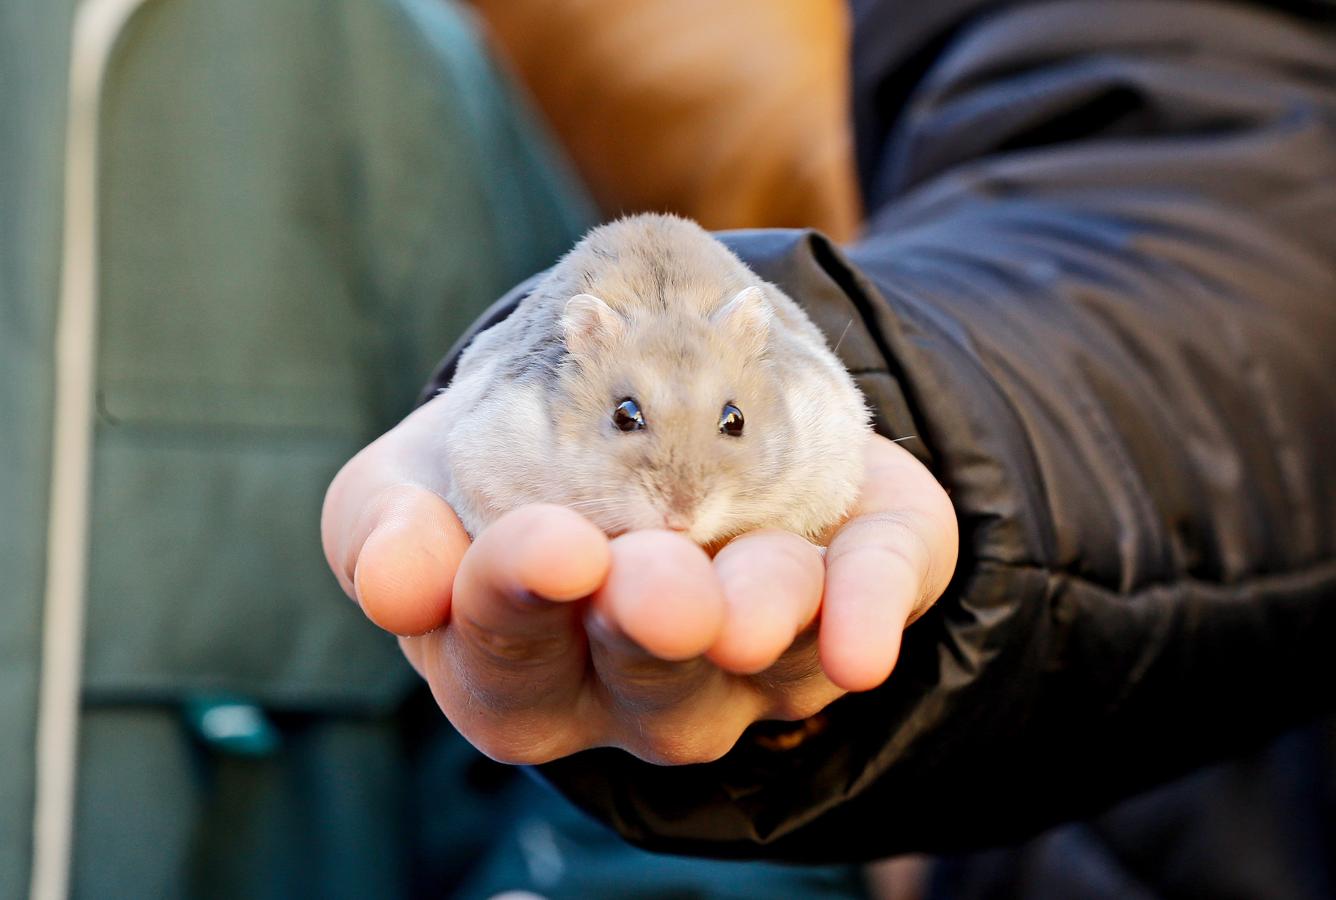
[322,401,957,765]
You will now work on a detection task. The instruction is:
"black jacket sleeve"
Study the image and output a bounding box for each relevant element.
[423,0,1336,862]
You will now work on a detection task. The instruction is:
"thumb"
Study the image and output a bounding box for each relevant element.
[321,409,471,636]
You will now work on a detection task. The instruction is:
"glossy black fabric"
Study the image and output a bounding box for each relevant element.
[424,0,1336,861]
[928,718,1336,899]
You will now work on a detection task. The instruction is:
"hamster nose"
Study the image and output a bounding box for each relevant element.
[659,486,697,533]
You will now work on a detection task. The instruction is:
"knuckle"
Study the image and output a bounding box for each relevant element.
[753,631,824,689]
[595,655,709,714]
[462,619,570,670]
[760,677,845,721]
[443,628,577,716]
[637,719,742,766]
[767,695,834,722]
[465,717,577,766]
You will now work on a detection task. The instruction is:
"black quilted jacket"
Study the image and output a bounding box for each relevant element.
[425,0,1336,861]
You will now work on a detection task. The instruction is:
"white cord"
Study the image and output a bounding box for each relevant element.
[33,1,156,897]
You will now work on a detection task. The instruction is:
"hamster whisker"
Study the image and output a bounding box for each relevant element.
[565,498,627,512]
[832,317,855,354]
[562,500,638,533]
[890,434,918,444]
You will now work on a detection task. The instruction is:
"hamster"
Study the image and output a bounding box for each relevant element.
[428,213,870,549]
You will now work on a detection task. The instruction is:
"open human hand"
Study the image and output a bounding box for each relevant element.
[322,401,957,765]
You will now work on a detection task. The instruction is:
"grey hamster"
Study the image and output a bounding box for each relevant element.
[426,213,870,548]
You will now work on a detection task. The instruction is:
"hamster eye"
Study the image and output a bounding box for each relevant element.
[612,397,646,432]
[719,403,744,437]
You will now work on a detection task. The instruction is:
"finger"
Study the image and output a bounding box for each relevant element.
[819,514,923,692]
[462,503,613,605]
[412,506,610,763]
[706,530,825,675]
[584,600,763,766]
[818,435,959,692]
[401,628,602,765]
[321,399,470,634]
[322,402,438,595]
[854,436,959,622]
[581,532,759,763]
[352,485,471,635]
[593,530,726,663]
[447,505,610,703]
[583,603,718,716]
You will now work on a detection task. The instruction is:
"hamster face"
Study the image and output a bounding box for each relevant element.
[554,322,781,543]
[549,296,811,547]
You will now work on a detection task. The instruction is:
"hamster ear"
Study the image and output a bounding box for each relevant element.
[563,293,625,354]
[711,286,773,341]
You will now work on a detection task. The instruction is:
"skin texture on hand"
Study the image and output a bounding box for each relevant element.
[321,400,958,765]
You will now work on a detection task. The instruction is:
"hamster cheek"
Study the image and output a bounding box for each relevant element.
[454,386,557,515]
[565,475,663,537]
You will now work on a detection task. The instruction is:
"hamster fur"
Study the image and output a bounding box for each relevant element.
[428,213,870,548]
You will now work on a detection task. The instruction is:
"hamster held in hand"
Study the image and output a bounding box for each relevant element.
[428,214,870,547]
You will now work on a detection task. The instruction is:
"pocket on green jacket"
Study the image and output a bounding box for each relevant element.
[82,417,415,714]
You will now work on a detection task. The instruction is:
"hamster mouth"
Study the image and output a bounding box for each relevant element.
[591,525,731,559]
[579,505,732,556]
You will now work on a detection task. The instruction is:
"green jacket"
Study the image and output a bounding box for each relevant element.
[1,0,590,895]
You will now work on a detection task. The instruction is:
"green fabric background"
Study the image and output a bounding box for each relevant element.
[2,0,591,895]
